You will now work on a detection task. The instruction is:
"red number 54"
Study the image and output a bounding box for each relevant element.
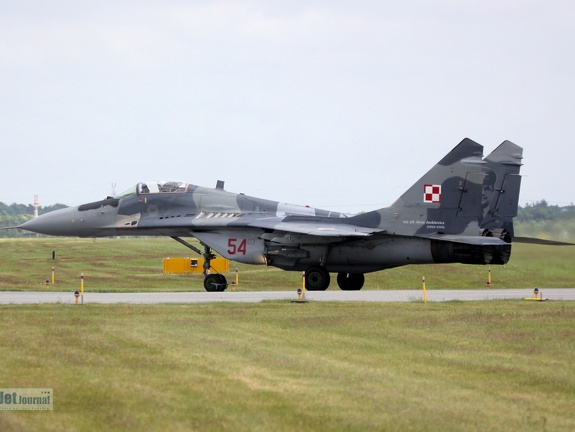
[228,238,247,255]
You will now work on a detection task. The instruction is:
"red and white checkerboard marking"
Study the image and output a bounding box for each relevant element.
[423,184,441,203]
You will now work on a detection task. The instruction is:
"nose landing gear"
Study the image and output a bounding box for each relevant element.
[171,236,228,292]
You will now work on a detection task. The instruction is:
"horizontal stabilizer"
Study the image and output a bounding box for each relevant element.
[513,236,575,246]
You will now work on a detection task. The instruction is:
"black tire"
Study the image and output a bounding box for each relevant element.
[215,274,228,292]
[204,274,228,292]
[305,266,330,291]
[337,272,365,290]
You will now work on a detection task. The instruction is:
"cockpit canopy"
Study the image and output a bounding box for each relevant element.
[114,181,189,198]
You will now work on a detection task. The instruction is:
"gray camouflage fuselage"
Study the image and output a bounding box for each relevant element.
[20,138,522,290]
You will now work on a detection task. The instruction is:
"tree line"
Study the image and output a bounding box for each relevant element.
[0,202,67,237]
[516,200,575,223]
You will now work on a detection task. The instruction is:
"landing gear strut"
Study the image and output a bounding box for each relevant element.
[171,236,228,292]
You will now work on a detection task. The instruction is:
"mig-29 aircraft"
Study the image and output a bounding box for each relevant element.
[19,138,524,292]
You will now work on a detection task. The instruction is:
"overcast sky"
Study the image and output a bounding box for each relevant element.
[1,1,574,213]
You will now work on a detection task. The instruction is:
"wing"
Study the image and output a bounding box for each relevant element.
[247,217,382,237]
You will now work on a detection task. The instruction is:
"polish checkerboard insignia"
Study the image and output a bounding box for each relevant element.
[423,184,441,203]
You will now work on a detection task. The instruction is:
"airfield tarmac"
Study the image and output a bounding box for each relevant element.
[1,288,575,304]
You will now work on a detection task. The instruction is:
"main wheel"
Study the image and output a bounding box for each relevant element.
[204,274,228,292]
[305,266,330,291]
[337,272,365,290]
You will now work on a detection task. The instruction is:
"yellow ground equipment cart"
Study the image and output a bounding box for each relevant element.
[163,257,230,274]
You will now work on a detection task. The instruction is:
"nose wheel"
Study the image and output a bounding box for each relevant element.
[204,273,228,292]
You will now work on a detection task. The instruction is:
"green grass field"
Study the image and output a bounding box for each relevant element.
[0,237,574,291]
[1,238,574,431]
[1,302,574,431]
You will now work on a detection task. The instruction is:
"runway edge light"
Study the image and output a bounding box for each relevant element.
[524,288,549,301]
[291,287,309,304]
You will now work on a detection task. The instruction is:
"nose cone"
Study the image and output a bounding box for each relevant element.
[20,207,83,236]
[21,203,120,237]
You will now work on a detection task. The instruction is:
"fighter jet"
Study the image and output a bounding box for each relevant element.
[19,138,523,291]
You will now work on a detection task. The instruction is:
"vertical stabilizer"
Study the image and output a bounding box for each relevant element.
[352,138,486,236]
[481,140,523,240]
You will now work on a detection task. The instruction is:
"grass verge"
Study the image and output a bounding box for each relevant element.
[0,238,574,291]
[0,301,574,431]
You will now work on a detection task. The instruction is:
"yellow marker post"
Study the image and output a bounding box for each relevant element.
[230,267,239,291]
[485,267,492,289]
[51,266,55,285]
[302,271,306,292]
[422,276,427,304]
[80,273,84,305]
[45,280,50,290]
[74,291,80,305]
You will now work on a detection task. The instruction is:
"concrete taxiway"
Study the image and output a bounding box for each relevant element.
[1,289,574,305]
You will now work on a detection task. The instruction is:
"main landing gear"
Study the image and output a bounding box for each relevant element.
[171,236,228,292]
[304,266,330,291]
[304,266,365,291]
[336,272,364,291]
